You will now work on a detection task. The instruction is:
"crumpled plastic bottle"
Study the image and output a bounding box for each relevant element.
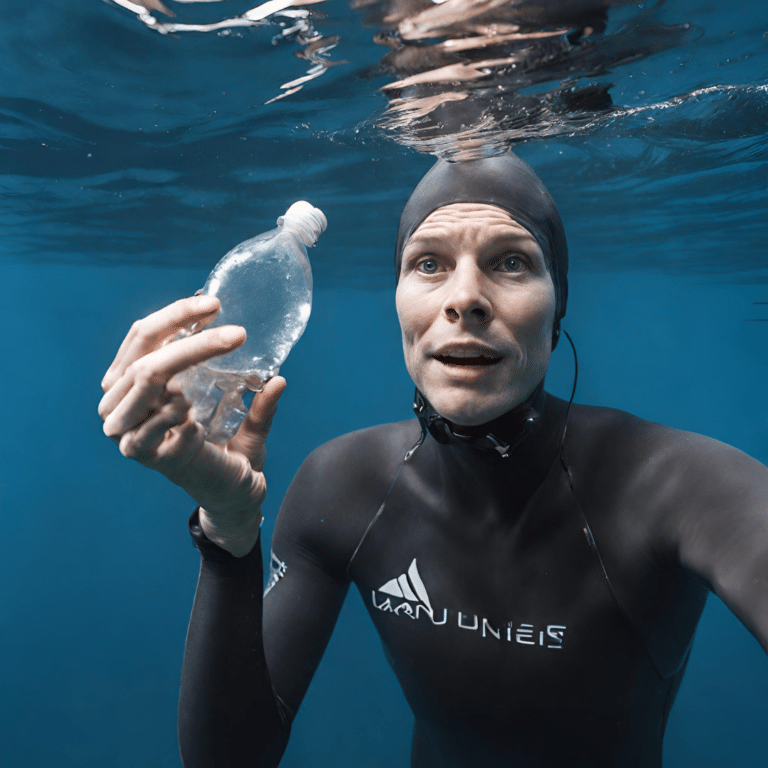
[175,200,326,444]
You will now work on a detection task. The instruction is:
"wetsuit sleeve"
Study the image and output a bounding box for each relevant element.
[178,513,292,767]
[177,424,408,767]
[178,441,360,768]
[662,435,768,652]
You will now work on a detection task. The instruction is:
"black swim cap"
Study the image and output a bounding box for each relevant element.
[395,155,568,322]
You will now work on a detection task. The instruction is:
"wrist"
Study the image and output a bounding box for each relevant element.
[175,440,268,522]
[199,505,262,558]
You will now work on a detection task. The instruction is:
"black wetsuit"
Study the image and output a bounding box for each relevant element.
[178,392,768,767]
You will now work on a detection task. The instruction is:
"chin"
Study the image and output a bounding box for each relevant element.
[424,372,547,426]
[427,391,519,427]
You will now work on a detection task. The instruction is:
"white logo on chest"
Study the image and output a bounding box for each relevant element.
[372,558,566,649]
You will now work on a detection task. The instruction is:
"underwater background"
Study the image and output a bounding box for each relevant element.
[1,0,767,765]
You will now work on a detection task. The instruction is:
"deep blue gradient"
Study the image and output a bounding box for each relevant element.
[1,1,767,766]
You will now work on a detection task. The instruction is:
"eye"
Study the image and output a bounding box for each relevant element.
[417,257,440,274]
[493,254,527,273]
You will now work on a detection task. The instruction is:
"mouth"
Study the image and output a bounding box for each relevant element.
[433,346,503,368]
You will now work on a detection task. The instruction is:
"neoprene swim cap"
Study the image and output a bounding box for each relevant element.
[395,155,568,322]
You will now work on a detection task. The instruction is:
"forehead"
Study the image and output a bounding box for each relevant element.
[408,203,538,247]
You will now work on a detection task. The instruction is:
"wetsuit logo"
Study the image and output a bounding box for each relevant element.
[377,558,434,612]
[372,559,566,649]
[264,551,287,596]
[375,558,447,623]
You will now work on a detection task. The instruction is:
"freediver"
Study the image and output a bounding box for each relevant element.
[98,154,768,767]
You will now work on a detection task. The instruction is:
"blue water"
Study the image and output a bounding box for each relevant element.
[1,1,767,766]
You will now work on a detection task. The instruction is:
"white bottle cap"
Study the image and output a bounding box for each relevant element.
[279,200,327,247]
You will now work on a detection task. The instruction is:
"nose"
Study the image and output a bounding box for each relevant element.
[442,260,493,325]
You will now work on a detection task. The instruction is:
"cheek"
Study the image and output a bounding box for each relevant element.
[396,283,424,345]
[396,284,431,384]
[514,285,556,350]
[396,288,417,359]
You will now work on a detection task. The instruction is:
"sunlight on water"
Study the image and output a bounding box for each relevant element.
[1,0,766,280]
[109,0,342,103]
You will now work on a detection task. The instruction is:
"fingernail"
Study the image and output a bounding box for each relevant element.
[220,326,245,344]
[196,295,219,311]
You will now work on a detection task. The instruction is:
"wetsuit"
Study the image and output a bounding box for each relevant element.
[178,390,768,767]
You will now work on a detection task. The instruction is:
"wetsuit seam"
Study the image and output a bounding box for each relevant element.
[345,436,419,577]
[660,640,692,741]
[274,690,296,726]
[665,592,707,680]
[559,446,671,680]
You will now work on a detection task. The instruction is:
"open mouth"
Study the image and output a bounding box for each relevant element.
[434,354,502,367]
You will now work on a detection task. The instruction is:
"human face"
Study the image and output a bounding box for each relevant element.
[396,203,556,427]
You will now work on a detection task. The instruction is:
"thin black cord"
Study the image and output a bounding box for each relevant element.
[559,329,579,450]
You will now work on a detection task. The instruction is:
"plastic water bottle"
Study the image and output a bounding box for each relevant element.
[176,200,326,444]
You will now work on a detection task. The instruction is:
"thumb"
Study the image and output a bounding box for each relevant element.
[227,376,287,471]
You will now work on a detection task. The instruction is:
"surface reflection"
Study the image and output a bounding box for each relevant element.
[109,0,342,103]
[10,0,762,272]
[107,0,701,156]
[360,0,697,158]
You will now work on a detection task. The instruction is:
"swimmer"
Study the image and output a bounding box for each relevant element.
[99,155,768,767]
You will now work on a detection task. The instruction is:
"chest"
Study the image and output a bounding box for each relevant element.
[349,459,652,714]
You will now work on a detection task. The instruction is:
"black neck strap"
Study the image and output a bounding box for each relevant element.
[411,384,543,459]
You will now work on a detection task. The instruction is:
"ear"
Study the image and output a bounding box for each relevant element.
[551,321,561,351]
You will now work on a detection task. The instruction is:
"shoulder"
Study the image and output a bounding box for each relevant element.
[294,419,422,493]
[563,402,768,546]
[565,402,674,455]
[560,403,768,654]
[565,402,764,483]
[271,419,423,574]
[304,419,421,467]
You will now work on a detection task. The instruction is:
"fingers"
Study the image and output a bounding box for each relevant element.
[117,393,195,460]
[100,325,246,436]
[227,376,287,472]
[102,295,221,392]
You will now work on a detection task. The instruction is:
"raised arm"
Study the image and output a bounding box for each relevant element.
[98,296,351,767]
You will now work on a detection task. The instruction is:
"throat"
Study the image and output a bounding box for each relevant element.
[413,383,548,460]
[410,383,569,513]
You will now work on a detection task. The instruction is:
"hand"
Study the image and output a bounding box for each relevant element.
[98,295,287,557]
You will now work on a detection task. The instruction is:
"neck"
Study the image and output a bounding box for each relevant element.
[413,382,546,460]
[409,384,570,513]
